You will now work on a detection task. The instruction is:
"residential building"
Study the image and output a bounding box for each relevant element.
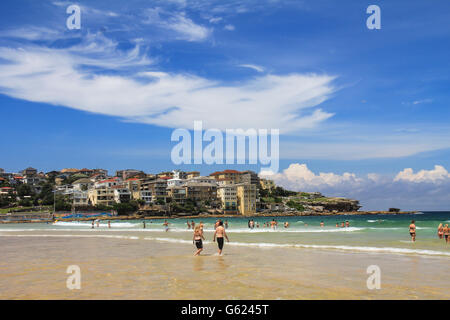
[167,186,187,204]
[185,171,200,179]
[239,170,260,186]
[116,169,144,180]
[259,178,275,191]
[210,170,241,183]
[140,179,168,203]
[21,167,37,176]
[236,183,257,215]
[112,186,131,203]
[217,185,238,213]
[183,181,217,204]
[88,188,115,207]
[72,178,94,191]
[95,178,121,189]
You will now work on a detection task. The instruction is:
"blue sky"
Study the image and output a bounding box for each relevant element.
[0,0,449,210]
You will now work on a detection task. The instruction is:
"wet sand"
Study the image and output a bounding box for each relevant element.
[0,235,449,300]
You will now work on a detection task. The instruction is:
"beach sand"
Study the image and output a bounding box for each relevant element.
[1,234,449,300]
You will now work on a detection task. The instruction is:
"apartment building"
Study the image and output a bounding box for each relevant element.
[210,170,241,183]
[217,185,238,213]
[236,183,257,215]
[88,187,115,206]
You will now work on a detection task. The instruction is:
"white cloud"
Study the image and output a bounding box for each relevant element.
[238,64,265,73]
[209,17,223,24]
[394,165,450,183]
[143,8,212,42]
[224,24,235,31]
[262,163,450,210]
[0,43,336,132]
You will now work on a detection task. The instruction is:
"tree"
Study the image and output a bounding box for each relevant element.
[16,184,34,197]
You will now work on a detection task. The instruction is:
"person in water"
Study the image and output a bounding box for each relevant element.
[91,220,94,229]
[193,225,205,256]
[341,222,345,228]
[444,224,450,244]
[163,220,170,232]
[224,220,228,229]
[270,219,276,229]
[336,223,339,228]
[438,223,444,239]
[108,220,111,229]
[187,220,191,229]
[213,220,229,256]
[143,221,146,229]
[320,221,324,227]
[409,220,416,242]
[345,221,349,228]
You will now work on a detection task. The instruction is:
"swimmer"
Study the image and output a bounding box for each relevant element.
[341,222,345,228]
[270,219,276,229]
[213,220,229,256]
[345,221,349,228]
[444,224,449,243]
[320,221,324,227]
[438,223,444,239]
[187,220,191,229]
[336,223,339,228]
[163,220,170,232]
[225,220,228,229]
[91,220,94,229]
[409,220,416,242]
[143,221,146,229]
[193,225,205,256]
[191,220,195,229]
[96,220,100,228]
[108,220,111,229]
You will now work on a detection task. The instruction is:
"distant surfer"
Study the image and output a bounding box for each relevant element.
[409,220,416,242]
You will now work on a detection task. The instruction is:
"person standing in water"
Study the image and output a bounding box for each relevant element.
[108,220,111,229]
[191,220,195,229]
[163,220,170,232]
[143,220,146,229]
[444,224,450,243]
[91,220,95,229]
[193,225,205,256]
[187,220,191,229]
[345,221,349,228]
[409,220,416,242]
[320,221,324,227]
[438,223,444,239]
[213,220,229,256]
[224,220,228,229]
[96,220,100,228]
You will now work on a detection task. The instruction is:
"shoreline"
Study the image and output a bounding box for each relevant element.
[0,210,418,224]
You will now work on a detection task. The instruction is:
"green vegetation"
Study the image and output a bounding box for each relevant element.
[286,200,305,211]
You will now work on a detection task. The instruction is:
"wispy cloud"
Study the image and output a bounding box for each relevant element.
[0,41,336,132]
[143,8,212,42]
[224,24,235,31]
[238,64,265,73]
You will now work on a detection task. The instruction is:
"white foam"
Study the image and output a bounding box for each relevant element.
[0,234,139,240]
[142,237,450,257]
[52,221,138,228]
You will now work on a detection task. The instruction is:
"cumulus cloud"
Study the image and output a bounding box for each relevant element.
[224,24,235,31]
[0,40,336,132]
[261,163,450,210]
[394,165,450,183]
